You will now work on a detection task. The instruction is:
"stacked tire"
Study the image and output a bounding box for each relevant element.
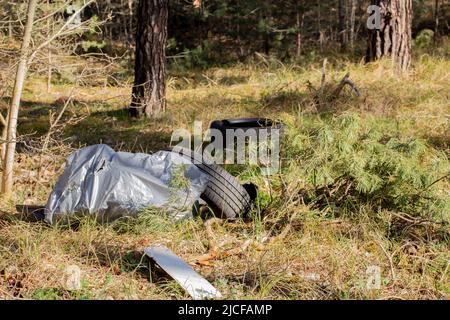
[170,147,256,219]
[171,118,283,219]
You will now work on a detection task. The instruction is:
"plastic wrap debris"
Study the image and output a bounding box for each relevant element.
[145,245,222,300]
[44,144,209,224]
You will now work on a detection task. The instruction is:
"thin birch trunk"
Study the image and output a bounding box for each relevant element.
[47,0,52,93]
[1,0,38,195]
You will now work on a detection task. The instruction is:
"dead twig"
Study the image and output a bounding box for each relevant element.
[37,90,74,181]
[388,211,447,228]
[376,240,396,285]
[28,0,95,65]
[440,260,449,283]
[424,173,450,190]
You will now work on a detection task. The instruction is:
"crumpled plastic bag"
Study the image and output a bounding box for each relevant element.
[44,144,209,224]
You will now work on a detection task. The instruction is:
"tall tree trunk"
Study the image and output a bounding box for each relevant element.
[349,0,356,49]
[130,0,168,118]
[128,0,134,44]
[2,0,38,195]
[338,0,347,49]
[434,0,440,40]
[236,15,245,59]
[235,0,244,59]
[317,0,323,53]
[366,0,413,72]
[46,0,52,93]
[296,7,304,58]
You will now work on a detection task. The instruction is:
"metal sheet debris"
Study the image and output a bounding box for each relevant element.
[144,245,222,300]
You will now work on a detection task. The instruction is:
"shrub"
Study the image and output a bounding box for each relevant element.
[414,29,435,49]
[285,113,449,221]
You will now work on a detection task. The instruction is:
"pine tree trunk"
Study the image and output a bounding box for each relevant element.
[2,0,38,195]
[130,0,168,118]
[366,0,413,72]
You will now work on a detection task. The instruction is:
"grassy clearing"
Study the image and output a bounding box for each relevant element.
[0,51,449,299]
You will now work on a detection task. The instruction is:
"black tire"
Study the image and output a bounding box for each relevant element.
[169,147,256,219]
[209,118,285,148]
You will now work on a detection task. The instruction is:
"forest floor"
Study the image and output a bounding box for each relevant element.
[0,51,449,299]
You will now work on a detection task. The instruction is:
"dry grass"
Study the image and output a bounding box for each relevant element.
[0,51,449,299]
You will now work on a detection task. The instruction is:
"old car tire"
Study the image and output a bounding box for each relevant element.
[209,118,285,148]
[169,147,256,219]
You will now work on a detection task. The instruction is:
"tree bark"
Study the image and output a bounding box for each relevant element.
[2,0,38,195]
[349,0,356,49]
[130,0,168,118]
[366,0,413,72]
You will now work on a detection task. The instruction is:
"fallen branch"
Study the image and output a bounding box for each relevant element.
[425,173,450,190]
[388,211,447,228]
[333,72,361,97]
[308,62,361,105]
[195,218,265,266]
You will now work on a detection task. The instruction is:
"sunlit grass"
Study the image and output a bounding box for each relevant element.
[0,53,449,299]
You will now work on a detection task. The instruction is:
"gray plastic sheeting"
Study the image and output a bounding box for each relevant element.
[44,144,209,224]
